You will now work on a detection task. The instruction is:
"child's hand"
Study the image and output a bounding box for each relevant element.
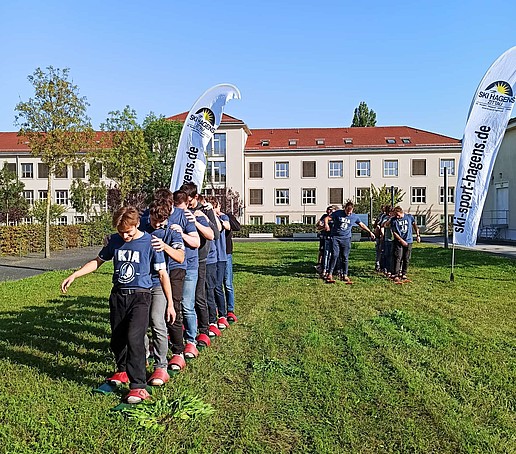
[151,235,165,252]
[61,275,75,293]
[166,304,176,324]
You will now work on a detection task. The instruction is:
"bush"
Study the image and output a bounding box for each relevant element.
[234,224,317,238]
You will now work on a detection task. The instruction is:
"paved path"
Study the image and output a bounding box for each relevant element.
[0,237,515,283]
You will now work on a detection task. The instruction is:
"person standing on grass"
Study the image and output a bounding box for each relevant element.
[324,201,375,284]
[373,206,386,272]
[139,200,185,385]
[380,206,394,277]
[316,206,335,278]
[60,206,175,404]
[384,206,420,282]
[223,209,241,323]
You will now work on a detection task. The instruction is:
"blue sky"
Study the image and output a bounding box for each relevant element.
[1,0,515,138]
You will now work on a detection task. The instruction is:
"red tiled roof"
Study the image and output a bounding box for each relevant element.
[245,126,460,151]
[0,131,107,152]
[166,112,245,124]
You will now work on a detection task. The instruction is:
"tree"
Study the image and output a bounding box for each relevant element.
[206,187,243,217]
[100,106,150,203]
[353,184,405,225]
[15,66,94,257]
[351,101,377,127]
[142,113,182,196]
[69,168,107,222]
[0,164,29,224]
[31,199,65,225]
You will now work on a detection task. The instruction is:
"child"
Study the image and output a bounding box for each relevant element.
[61,206,174,404]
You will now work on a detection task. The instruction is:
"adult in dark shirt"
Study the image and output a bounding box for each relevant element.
[223,211,241,322]
[324,201,375,283]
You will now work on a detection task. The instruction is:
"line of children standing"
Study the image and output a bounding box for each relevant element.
[60,185,239,404]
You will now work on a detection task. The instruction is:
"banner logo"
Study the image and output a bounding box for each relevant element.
[195,108,215,126]
[477,80,515,112]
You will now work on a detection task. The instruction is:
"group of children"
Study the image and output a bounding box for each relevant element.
[61,183,240,404]
[316,202,420,284]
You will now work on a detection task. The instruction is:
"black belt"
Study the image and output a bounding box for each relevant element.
[113,288,151,295]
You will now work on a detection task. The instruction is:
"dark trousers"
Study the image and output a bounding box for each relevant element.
[322,237,333,272]
[382,240,393,274]
[393,241,413,276]
[195,259,209,335]
[167,268,186,355]
[214,261,227,318]
[329,236,352,276]
[109,289,151,389]
[205,262,218,324]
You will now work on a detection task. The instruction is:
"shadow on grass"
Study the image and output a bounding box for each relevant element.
[0,295,112,387]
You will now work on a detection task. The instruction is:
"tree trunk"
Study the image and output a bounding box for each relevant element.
[45,172,52,258]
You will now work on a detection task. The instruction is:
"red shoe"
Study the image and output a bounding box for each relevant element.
[184,342,199,359]
[125,388,151,404]
[106,371,129,385]
[196,333,211,348]
[148,368,169,386]
[217,317,230,330]
[208,323,222,337]
[168,354,186,372]
[227,312,238,323]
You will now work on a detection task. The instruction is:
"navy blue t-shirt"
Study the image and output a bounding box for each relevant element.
[139,218,185,286]
[215,214,229,262]
[98,231,166,289]
[391,213,415,243]
[330,211,361,239]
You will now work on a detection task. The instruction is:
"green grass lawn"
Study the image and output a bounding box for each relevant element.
[0,241,514,454]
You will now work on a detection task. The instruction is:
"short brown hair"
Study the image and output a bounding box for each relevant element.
[173,190,188,206]
[153,188,173,206]
[149,201,170,222]
[393,206,403,214]
[206,196,219,208]
[112,206,139,230]
[180,182,198,198]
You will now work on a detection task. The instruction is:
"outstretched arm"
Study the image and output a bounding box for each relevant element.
[61,257,104,293]
[358,222,375,240]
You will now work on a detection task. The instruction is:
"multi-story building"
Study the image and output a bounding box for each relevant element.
[0,115,462,232]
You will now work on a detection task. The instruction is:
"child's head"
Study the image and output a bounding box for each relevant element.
[113,206,140,242]
[344,201,354,214]
[149,201,170,229]
[173,190,189,209]
[393,206,404,218]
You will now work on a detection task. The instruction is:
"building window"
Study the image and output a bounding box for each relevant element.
[38,190,48,200]
[302,188,316,205]
[303,215,316,225]
[288,139,297,146]
[412,159,426,176]
[249,162,263,179]
[23,190,34,205]
[275,189,289,205]
[329,188,343,205]
[383,160,398,177]
[249,189,263,205]
[55,190,69,205]
[302,161,316,178]
[249,216,263,225]
[329,161,343,178]
[4,162,17,175]
[315,139,325,145]
[55,166,68,179]
[206,161,226,184]
[356,187,369,203]
[72,164,86,179]
[414,215,426,227]
[275,162,289,178]
[440,186,455,204]
[356,160,370,177]
[402,138,411,144]
[21,163,33,178]
[386,138,396,144]
[344,138,353,144]
[261,140,270,146]
[276,215,289,225]
[411,187,426,204]
[207,133,226,157]
[38,163,49,179]
[74,216,85,224]
[56,216,67,225]
[440,159,455,176]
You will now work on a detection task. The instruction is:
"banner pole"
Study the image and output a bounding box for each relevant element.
[450,242,456,282]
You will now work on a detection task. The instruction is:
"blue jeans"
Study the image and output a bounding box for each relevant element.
[181,268,198,344]
[329,236,352,276]
[215,261,227,318]
[224,254,235,313]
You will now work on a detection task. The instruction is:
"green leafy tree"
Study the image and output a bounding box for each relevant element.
[142,113,182,196]
[15,66,94,257]
[351,101,377,127]
[31,199,65,225]
[69,171,107,222]
[100,106,150,203]
[0,164,29,224]
[353,184,405,225]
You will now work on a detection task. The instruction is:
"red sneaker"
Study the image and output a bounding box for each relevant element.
[227,312,238,323]
[168,354,186,371]
[184,342,199,359]
[208,323,222,337]
[217,317,230,330]
[148,368,169,386]
[125,388,151,404]
[196,333,211,348]
[106,371,129,385]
